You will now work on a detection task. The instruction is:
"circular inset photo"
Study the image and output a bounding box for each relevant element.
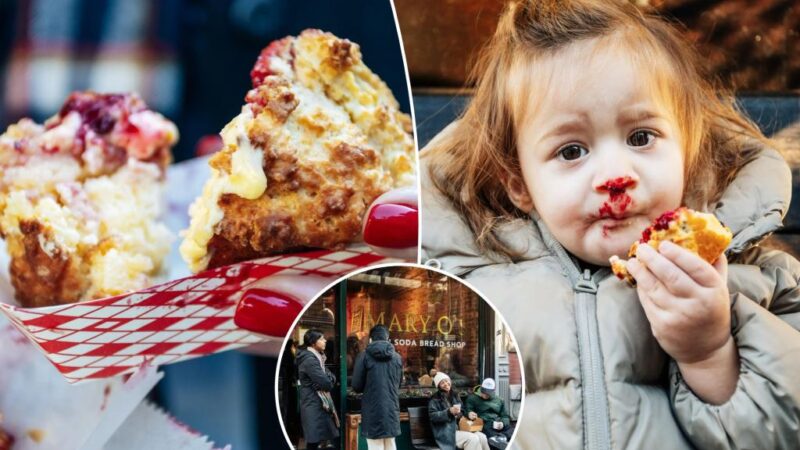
[276,264,524,450]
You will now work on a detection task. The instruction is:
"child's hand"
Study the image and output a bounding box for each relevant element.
[626,241,739,404]
[626,241,731,364]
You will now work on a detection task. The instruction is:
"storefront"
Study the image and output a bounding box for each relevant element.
[278,267,522,450]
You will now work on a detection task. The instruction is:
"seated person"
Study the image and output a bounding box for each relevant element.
[428,372,489,450]
[465,378,515,449]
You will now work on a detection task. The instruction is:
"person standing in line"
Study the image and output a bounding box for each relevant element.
[351,325,403,450]
[296,330,340,450]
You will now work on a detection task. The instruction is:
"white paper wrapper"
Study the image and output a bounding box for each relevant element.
[0,157,400,383]
[0,315,162,450]
[103,401,231,450]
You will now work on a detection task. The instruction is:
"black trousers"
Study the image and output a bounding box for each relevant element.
[306,441,339,450]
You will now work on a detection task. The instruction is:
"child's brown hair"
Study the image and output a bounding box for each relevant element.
[423,0,768,260]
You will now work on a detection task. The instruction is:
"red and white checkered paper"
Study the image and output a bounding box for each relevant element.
[0,246,394,383]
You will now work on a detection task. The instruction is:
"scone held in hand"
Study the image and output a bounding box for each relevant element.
[610,207,732,284]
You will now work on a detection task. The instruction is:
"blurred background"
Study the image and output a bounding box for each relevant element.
[398,0,800,93]
[0,1,409,449]
[395,0,800,259]
[0,0,410,163]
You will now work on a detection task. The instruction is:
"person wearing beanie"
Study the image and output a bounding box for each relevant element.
[465,378,514,449]
[429,372,490,450]
[296,329,339,450]
[351,325,403,450]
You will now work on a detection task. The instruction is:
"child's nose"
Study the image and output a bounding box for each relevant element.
[592,143,639,193]
[595,175,638,194]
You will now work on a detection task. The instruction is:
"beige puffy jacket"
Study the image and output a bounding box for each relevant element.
[421,144,800,449]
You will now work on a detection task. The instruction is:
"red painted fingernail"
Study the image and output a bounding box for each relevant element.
[363,203,418,249]
[234,288,303,337]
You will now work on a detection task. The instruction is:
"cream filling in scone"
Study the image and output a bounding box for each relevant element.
[180,107,267,273]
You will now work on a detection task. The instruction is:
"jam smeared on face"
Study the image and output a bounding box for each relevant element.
[597,176,636,236]
[640,208,680,243]
[597,176,636,217]
[600,176,635,196]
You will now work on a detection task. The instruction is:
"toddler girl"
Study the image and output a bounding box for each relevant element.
[421,1,800,449]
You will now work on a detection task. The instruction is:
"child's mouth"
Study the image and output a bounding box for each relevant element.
[598,217,635,237]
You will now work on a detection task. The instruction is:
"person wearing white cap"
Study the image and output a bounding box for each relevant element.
[466,378,514,449]
[428,372,490,450]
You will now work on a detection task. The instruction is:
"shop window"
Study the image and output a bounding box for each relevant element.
[345,268,481,400]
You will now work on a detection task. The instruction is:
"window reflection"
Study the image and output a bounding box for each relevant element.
[345,268,480,399]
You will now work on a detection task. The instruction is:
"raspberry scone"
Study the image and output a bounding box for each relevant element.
[181,30,416,272]
[610,207,732,284]
[0,92,178,307]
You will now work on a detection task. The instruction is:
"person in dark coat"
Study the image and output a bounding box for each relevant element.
[428,372,489,450]
[351,325,403,450]
[296,329,339,450]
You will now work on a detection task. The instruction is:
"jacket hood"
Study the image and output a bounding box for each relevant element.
[712,148,792,253]
[366,340,396,361]
[422,147,792,272]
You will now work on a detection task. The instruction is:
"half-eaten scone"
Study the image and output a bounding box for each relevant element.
[610,207,732,285]
[180,29,416,272]
[0,92,177,307]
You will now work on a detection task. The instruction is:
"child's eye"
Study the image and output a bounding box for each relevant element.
[556,144,588,161]
[627,130,656,147]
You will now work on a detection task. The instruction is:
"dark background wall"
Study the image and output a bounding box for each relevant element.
[396,0,800,92]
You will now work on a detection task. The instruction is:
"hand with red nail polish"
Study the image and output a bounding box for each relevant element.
[362,187,419,261]
[235,187,418,351]
[234,275,335,356]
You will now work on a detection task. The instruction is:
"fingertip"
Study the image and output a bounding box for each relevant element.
[234,288,304,337]
[363,202,419,250]
[626,258,640,274]
[714,252,729,274]
[717,252,728,265]
[247,275,336,305]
